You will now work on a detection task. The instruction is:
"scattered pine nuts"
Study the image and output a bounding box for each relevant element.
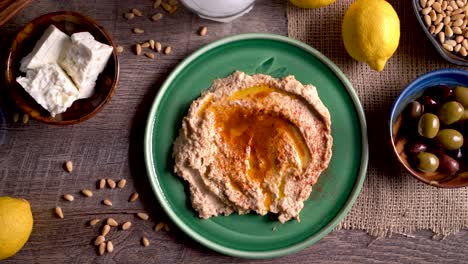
[155,42,162,52]
[149,39,155,50]
[122,221,132,230]
[89,218,100,226]
[155,222,165,231]
[199,26,207,36]
[107,218,119,227]
[82,189,93,197]
[133,28,145,34]
[164,46,172,55]
[107,241,114,253]
[154,0,162,8]
[135,44,142,55]
[137,212,149,220]
[116,46,124,53]
[131,8,143,17]
[95,235,106,246]
[98,179,106,189]
[164,223,170,232]
[141,42,150,48]
[169,5,178,14]
[63,194,74,202]
[117,179,127,188]
[13,112,19,123]
[55,207,64,219]
[124,12,135,20]
[129,192,139,202]
[102,224,111,236]
[64,161,73,173]
[145,53,155,59]
[103,199,113,206]
[107,179,116,189]
[152,13,163,21]
[142,237,150,247]
[98,242,106,256]
[22,114,29,124]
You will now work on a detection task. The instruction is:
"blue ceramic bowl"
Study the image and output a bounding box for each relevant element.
[390,69,468,188]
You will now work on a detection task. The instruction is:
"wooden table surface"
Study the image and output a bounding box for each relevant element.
[1,0,468,263]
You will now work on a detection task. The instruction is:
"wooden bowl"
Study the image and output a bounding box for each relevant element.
[390,69,468,188]
[4,11,119,125]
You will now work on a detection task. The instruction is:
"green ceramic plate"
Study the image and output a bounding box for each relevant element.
[144,33,368,259]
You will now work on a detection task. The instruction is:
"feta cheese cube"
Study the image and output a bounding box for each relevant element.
[20,25,71,73]
[60,32,113,99]
[16,63,80,117]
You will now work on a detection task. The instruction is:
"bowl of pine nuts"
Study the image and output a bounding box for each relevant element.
[413,0,468,66]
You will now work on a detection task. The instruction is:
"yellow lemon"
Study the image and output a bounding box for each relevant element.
[0,196,33,260]
[289,0,336,8]
[342,0,400,71]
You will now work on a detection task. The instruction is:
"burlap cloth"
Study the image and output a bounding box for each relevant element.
[288,1,468,237]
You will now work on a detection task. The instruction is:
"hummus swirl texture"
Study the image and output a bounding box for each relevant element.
[173,71,332,223]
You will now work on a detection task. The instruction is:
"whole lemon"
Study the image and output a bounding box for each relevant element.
[342,0,400,71]
[289,0,336,8]
[0,196,33,260]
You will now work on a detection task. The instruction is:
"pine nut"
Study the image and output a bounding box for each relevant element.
[453,18,464,26]
[155,42,162,52]
[117,179,127,188]
[199,26,208,36]
[142,237,150,247]
[55,207,64,219]
[456,35,464,43]
[82,189,93,197]
[13,112,19,123]
[103,199,113,206]
[460,47,468,56]
[145,53,155,59]
[124,12,134,20]
[141,42,150,48]
[434,22,444,34]
[446,39,457,46]
[427,0,435,7]
[435,14,444,25]
[64,161,73,173]
[155,222,165,231]
[135,44,142,55]
[102,224,111,236]
[433,2,442,12]
[116,46,124,53]
[152,13,163,21]
[430,10,437,21]
[425,15,432,26]
[133,28,144,34]
[455,43,462,52]
[89,218,100,226]
[421,0,428,8]
[445,25,454,37]
[149,39,155,50]
[164,223,170,231]
[107,241,114,253]
[453,26,463,34]
[129,192,139,202]
[438,31,446,43]
[63,194,74,202]
[107,218,119,227]
[137,212,149,220]
[107,179,116,189]
[98,243,106,256]
[154,0,162,8]
[462,39,468,49]
[443,43,454,51]
[95,235,105,246]
[122,221,132,230]
[444,15,451,24]
[97,179,105,189]
[132,8,143,16]
[164,46,172,55]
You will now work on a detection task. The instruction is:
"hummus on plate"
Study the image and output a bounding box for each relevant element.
[173,71,332,223]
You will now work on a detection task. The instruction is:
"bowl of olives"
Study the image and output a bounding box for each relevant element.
[390,69,468,188]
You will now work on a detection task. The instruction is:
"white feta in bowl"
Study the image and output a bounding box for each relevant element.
[60,32,113,99]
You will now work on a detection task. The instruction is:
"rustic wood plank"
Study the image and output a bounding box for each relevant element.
[1,0,467,263]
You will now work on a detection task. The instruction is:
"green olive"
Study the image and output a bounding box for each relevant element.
[436,129,464,150]
[416,152,439,173]
[454,86,468,108]
[418,113,440,139]
[438,101,464,125]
